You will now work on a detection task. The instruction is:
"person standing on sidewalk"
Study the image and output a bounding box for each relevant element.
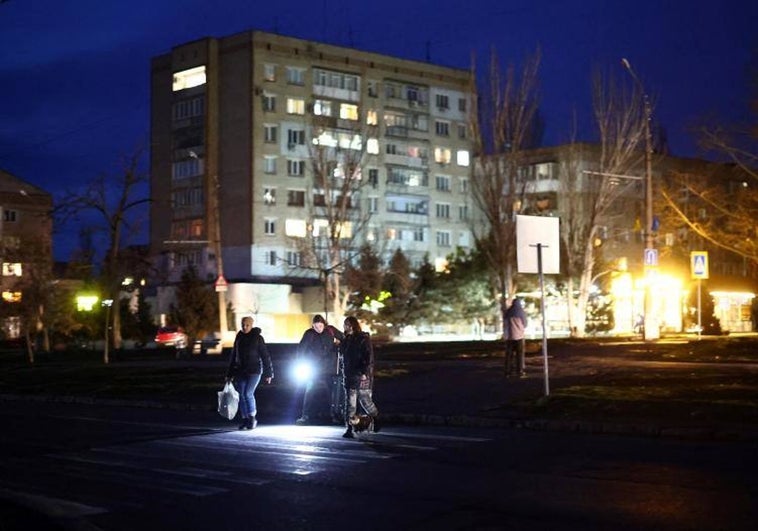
[295,315,343,425]
[341,316,380,439]
[504,297,527,377]
[226,316,274,430]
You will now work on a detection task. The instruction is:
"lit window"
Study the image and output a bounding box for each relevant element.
[366,138,379,154]
[314,99,332,116]
[285,219,307,237]
[456,150,470,167]
[2,291,22,303]
[172,66,206,91]
[434,148,452,164]
[287,98,306,115]
[2,263,22,276]
[190,219,203,237]
[340,103,359,121]
[263,187,276,205]
[366,110,378,125]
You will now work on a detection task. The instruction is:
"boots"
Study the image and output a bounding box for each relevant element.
[371,415,381,433]
[249,417,257,430]
[238,417,249,430]
[342,425,355,439]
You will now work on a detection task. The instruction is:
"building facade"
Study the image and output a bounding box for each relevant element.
[150,31,474,340]
[0,169,53,340]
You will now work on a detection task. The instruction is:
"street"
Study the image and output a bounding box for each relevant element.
[1,401,756,530]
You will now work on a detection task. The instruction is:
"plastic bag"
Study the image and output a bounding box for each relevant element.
[217,381,239,420]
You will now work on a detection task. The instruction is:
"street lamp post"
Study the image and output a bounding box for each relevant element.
[102,299,113,364]
[622,58,659,341]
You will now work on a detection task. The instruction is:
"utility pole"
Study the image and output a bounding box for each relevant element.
[622,58,659,340]
[212,174,228,337]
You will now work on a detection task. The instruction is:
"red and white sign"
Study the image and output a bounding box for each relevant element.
[215,275,228,292]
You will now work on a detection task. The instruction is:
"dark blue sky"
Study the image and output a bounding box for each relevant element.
[1,0,755,261]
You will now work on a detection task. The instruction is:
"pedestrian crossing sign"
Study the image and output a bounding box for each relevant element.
[690,251,709,279]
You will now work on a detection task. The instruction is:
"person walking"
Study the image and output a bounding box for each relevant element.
[226,316,274,430]
[295,315,343,425]
[504,297,527,377]
[341,316,380,439]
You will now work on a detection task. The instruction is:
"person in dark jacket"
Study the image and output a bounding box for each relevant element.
[226,316,274,430]
[295,314,344,425]
[504,297,527,377]
[341,316,379,439]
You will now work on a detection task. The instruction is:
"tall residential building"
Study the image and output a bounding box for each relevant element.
[150,31,474,338]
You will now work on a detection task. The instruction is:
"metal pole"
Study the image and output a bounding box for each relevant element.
[537,243,550,396]
[622,58,658,341]
[697,278,702,340]
[213,175,228,338]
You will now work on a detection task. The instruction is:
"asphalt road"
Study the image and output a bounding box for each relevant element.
[1,401,756,530]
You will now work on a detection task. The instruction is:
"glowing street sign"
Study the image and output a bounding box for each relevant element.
[690,251,709,279]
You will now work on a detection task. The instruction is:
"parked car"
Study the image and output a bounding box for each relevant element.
[154,326,188,349]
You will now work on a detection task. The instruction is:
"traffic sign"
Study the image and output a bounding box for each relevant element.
[215,275,228,292]
[690,251,709,279]
[643,248,658,267]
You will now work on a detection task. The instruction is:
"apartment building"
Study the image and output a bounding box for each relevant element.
[513,144,756,334]
[149,31,474,339]
[0,169,53,339]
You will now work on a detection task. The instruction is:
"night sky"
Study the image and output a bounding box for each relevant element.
[1,0,755,261]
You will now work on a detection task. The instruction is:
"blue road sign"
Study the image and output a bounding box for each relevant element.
[644,248,658,267]
[691,251,709,279]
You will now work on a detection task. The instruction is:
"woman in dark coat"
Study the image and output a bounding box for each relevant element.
[226,316,274,430]
[340,316,380,438]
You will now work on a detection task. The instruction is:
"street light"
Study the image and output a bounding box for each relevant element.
[622,58,659,341]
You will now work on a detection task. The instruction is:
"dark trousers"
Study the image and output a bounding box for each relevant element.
[505,339,525,375]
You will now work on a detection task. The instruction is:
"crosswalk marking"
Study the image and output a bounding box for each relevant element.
[0,425,493,522]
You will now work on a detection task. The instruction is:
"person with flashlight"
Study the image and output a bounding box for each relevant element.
[294,314,343,425]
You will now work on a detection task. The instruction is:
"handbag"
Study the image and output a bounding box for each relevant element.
[217,381,240,420]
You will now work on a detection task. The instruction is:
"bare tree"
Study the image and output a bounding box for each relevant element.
[289,115,377,322]
[558,68,649,337]
[468,48,541,337]
[56,151,150,362]
[660,120,758,266]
